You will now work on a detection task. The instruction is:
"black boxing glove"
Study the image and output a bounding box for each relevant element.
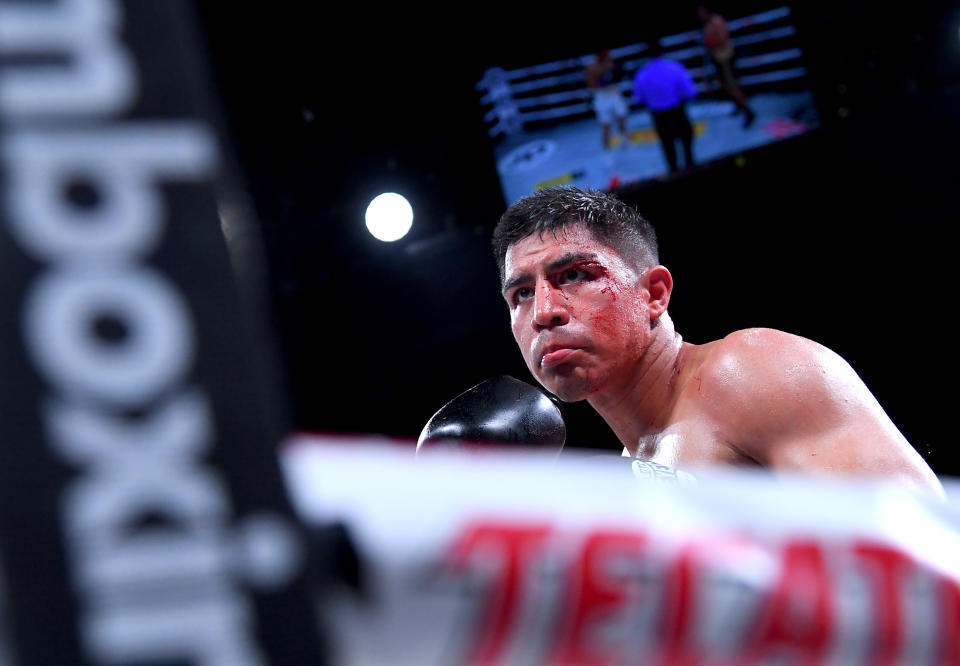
[417,376,565,453]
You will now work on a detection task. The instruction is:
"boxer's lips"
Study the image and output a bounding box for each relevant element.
[540,346,582,368]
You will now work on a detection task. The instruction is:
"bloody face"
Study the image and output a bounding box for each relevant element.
[501,224,654,402]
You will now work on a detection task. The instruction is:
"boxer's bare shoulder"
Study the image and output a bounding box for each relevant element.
[686,328,942,493]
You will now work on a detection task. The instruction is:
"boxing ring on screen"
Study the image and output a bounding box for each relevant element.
[478,6,819,202]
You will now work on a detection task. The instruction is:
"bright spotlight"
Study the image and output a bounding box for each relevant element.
[365,193,413,242]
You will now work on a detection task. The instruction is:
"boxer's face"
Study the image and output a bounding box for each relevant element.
[502,224,654,402]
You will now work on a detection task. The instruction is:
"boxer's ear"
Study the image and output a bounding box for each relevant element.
[644,265,673,320]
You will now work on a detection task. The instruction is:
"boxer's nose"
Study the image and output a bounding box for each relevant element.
[533,281,570,330]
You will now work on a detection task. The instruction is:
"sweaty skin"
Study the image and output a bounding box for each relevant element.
[585,51,616,90]
[702,13,731,53]
[502,224,943,496]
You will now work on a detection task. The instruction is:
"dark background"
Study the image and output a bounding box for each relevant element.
[195,2,960,474]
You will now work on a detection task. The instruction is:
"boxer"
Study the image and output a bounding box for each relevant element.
[697,4,757,127]
[492,186,943,495]
[585,49,630,150]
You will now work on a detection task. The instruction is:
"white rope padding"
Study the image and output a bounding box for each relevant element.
[283,438,960,666]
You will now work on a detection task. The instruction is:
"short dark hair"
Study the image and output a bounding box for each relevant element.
[492,186,659,283]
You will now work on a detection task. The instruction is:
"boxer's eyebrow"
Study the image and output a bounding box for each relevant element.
[545,252,597,275]
[502,252,597,297]
[501,271,531,297]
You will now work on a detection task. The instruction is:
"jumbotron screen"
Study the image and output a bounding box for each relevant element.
[479,6,820,205]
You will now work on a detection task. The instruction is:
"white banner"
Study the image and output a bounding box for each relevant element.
[282,437,960,666]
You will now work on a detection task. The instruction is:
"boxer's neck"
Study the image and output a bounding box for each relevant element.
[588,315,688,454]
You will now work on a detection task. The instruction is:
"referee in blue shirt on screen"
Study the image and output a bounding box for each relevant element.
[632,40,697,173]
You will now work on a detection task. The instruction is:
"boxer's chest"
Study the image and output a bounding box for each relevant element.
[635,412,752,469]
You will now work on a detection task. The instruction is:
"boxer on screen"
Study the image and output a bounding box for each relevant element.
[493,187,943,495]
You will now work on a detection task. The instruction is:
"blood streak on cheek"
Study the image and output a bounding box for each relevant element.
[588,302,621,338]
[590,268,622,302]
[593,275,631,333]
